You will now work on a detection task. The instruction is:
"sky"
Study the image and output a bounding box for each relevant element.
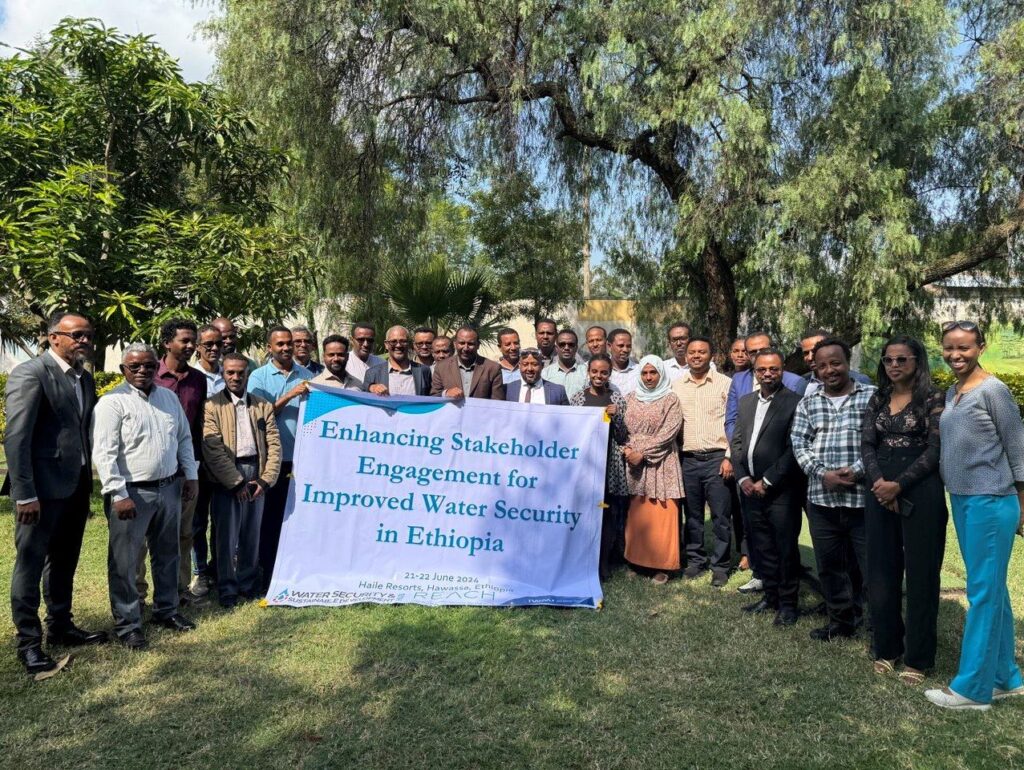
[0,0,218,81]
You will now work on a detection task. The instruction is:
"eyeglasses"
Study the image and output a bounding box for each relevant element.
[199,341,223,350]
[413,341,433,348]
[385,339,409,347]
[556,341,577,348]
[754,366,782,374]
[881,355,916,366]
[354,336,374,344]
[51,330,94,342]
[123,362,157,372]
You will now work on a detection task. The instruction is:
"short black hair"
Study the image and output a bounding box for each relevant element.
[412,326,435,336]
[197,324,220,337]
[454,325,479,338]
[744,329,772,343]
[686,335,715,355]
[160,318,198,346]
[587,352,612,368]
[752,348,784,366]
[497,327,519,343]
[801,328,831,342]
[585,325,607,336]
[535,318,557,330]
[222,352,249,367]
[322,334,349,351]
[266,325,291,343]
[812,337,851,363]
[667,322,692,336]
[47,311,91,333]
[352,322,375,335]
[608,328,632,344]
[433,335,454,350]
[557,329,578,342]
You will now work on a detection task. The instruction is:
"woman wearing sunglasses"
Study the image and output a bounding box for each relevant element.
[861,337,946,685]
[925,321,1024,710]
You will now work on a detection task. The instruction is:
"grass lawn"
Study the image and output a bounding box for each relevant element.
[0,495,1022,770]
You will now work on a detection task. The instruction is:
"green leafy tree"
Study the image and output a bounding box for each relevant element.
[0,19,313,355]
[213,1,1023,353]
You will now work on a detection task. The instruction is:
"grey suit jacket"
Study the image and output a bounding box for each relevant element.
[363,360,432,396]
[2,353,96,501]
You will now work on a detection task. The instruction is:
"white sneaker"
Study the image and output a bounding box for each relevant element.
[189,575,210,598]
[737,578,763,594]
[992,686,1024,701]
[924,688,991,711]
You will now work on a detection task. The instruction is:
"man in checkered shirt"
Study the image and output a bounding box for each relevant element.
[790,338,877,642]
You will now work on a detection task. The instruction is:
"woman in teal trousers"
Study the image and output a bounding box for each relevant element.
[926,321,1024,710]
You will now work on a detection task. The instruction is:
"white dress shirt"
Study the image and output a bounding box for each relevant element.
[346,353,385,386]
[740,390,776,485]
[609,360,640,395]
[192,363,226,396]
[518,380,546,404]
[231,391,258,458]
[92,381,199,501]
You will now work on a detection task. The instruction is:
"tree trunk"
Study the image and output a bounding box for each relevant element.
[696,241,738,363]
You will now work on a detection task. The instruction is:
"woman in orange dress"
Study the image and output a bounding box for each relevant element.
[623,355,684,583]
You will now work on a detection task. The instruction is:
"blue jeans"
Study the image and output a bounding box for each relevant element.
[949,494,1023,703]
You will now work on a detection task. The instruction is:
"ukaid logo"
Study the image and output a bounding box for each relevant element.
[267,387,607,609]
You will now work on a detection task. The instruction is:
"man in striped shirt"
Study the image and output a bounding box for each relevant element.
[790,337,877,642]
[671,336,734,587]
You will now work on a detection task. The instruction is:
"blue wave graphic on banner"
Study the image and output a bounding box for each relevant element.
[303,388,447,424]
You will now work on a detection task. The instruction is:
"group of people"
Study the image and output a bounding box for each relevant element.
[5,313,1022,712]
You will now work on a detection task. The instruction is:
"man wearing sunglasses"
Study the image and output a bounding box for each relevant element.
[5,311,107,678]
[542,330,588,400]
[93,343,200,650]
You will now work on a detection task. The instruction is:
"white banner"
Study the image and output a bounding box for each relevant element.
[266,383,609,609]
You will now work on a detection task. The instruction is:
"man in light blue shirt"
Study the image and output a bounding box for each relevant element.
[542,329,589,400]
[246,325,312,593]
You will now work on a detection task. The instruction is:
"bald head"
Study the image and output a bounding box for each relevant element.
[211,317,239,353]
[384,325,410,365]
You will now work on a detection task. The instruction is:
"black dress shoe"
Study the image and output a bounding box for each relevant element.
[17,645,59,676]
[711,570,729,588]
[119,630,148,650]
[773,608,799,626]
[151,613,196,632]
[742,598,777,614]
[48,625,109,647]
[809,622,856,642]
[683,564,708,580]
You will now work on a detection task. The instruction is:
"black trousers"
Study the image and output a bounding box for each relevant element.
[865,447,947,669]
[10,466,92,650]
[259,460,292,594]
[806,502,867,631]
[742,491,801,610]
[729,479,749,566]
[190,473,216,579]
[682,453,733,573]
[599,494,629,580]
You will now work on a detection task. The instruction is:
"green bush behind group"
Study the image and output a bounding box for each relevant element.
[2,368,1024,447]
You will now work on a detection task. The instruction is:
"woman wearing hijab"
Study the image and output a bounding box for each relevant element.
[622,355,684,584]
[570,353,629,580]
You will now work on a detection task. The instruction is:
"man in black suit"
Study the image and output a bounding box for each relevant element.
[730,349,804,627]
[363,326,432,396]
[4,311,108,677]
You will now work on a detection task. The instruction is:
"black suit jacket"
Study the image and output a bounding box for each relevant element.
[504,379,569,405]
[730,386,801,493]
[363,360,432,396]
[2,353,96,501]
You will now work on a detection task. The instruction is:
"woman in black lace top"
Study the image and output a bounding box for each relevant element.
[861,336,947,685]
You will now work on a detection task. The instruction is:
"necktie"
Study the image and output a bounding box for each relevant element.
[525,386,532,403]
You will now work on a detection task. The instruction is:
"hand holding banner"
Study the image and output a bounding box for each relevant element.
[267,384,609,608]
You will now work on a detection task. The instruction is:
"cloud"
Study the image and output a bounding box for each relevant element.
[0,0,218,81]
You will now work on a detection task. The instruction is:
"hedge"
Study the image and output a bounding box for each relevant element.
[1,369,1024,446]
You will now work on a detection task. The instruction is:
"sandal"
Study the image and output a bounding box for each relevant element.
[873,659,897,675]
[651,572,669,585]
[899,668,926,686]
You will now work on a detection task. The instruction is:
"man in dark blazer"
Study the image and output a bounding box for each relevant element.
[4,311,108,677]
[505,349,569,405]
[430,326,505,400]
[730,348,804,627]
[363,326,432,396]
